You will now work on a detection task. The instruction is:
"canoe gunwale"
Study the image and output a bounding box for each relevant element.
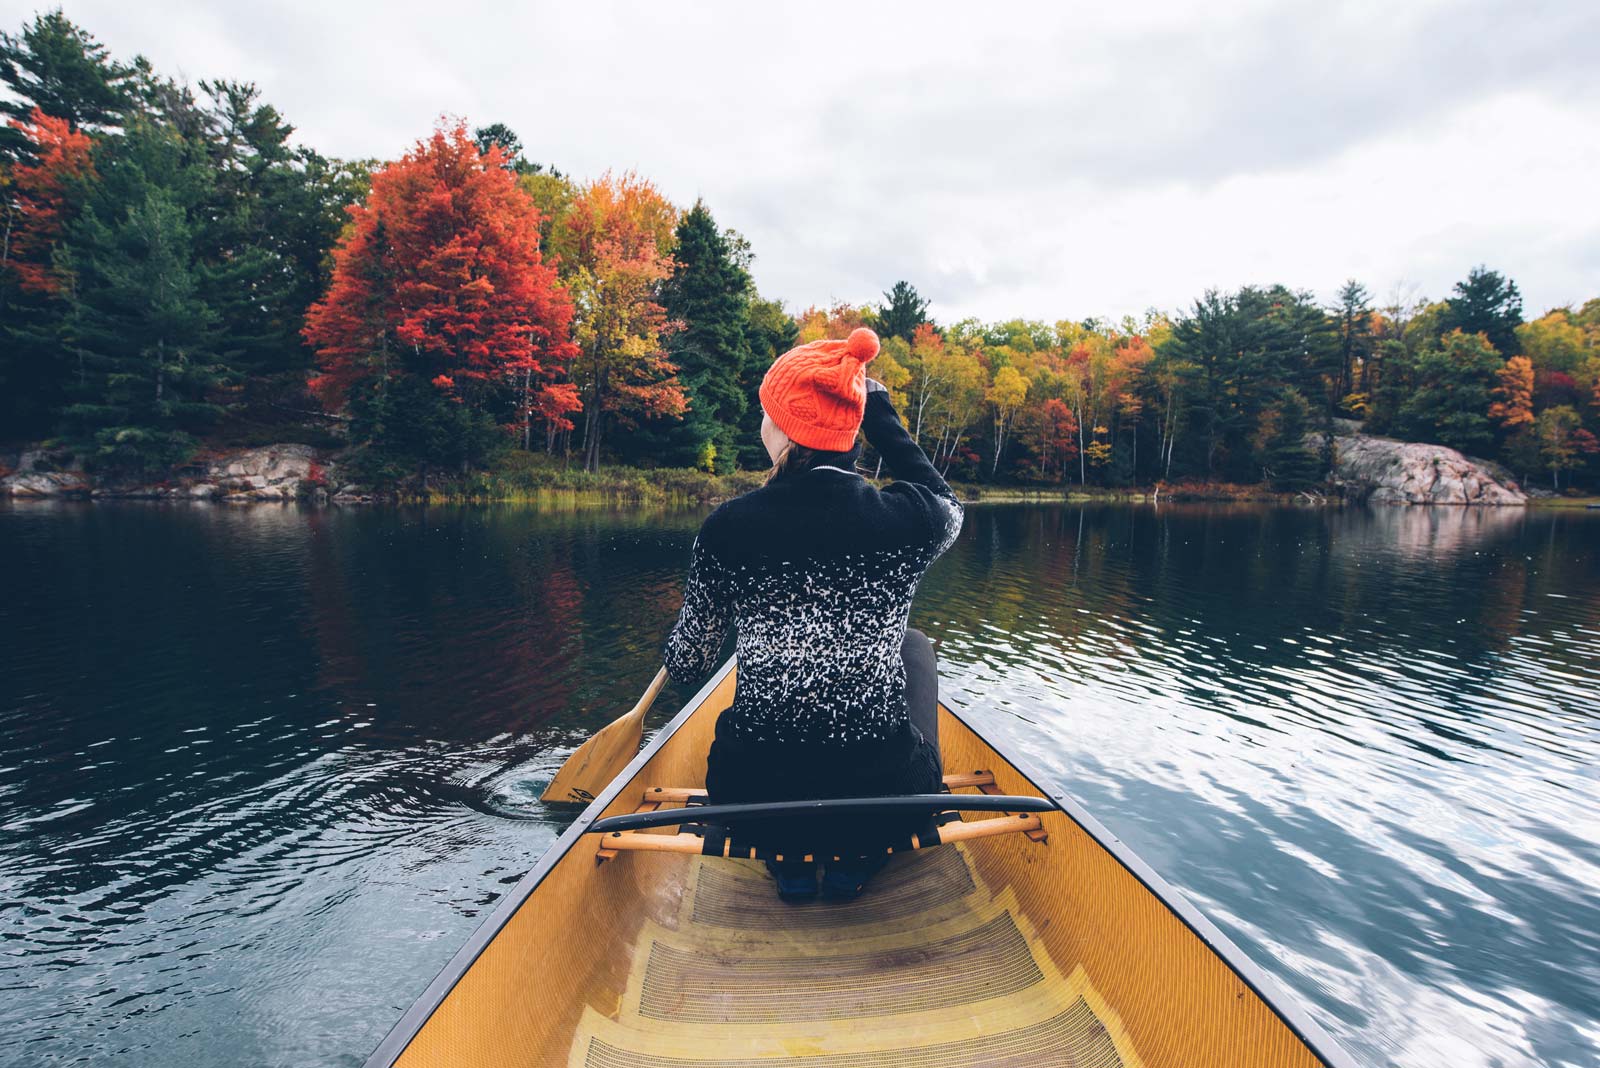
[360,658,738,1068]
[363,653,1359,1068]
[950,702,1361,1068]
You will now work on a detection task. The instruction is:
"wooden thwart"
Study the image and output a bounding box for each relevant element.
[599,812,1045,860]
[977,778,1051,844]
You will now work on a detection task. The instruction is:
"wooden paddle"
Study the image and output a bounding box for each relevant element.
[540,667,670,804]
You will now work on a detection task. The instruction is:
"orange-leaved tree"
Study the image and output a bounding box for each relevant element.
[1112,333,1155,471]
[3,108,94,295]
[1489,355,1534,430]
[303,120,578,461]
[794,302,872,344]
[556,171,686,472]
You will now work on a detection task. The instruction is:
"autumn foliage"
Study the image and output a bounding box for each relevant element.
[3,8,1600,492]
[1013,398,1079,480]
[558,171,686,471]
[304,121,578,438]
[4,107,93,295]
[1489,355,1534,429]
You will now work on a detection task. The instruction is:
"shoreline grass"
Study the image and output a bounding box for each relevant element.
[1526,495,1600,509]
[397,454,1322,508]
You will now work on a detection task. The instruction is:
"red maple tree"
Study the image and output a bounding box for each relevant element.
[303,120,579,444]
[1013,397,1080,480]
[4,108,94,296]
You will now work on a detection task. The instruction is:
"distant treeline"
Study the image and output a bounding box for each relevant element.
[3,11,1597,491]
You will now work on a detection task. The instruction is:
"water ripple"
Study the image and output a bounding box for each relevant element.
[1,500,1597,1067]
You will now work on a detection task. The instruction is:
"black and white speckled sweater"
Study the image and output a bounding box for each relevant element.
[663,390,963,804]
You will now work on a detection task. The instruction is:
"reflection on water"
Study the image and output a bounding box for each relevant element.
[1,501,1597,1067]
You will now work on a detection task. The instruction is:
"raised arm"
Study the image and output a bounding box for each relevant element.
[662,535,733,684]
[860,384,956,500]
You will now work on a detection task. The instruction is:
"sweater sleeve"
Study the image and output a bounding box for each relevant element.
[862,391,955,499]
[663,535,734,684]
[861,391,964,553]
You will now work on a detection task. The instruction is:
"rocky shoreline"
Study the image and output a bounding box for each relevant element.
[2,429,1533,507]
[1323,431,1525,505]
[1,444,374,504]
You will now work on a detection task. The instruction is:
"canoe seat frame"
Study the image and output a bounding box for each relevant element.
[593,771,1051,863]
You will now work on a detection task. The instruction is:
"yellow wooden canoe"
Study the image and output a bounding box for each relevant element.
[366,658,1356,1068]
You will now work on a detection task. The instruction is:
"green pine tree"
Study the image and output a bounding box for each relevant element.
[1362,338,1414,436]
[1,10,136,436]
[0,9,135,156]
[1395,329,1502,455]
[1332,279,1373,411]
[738,294,799,468]
[653,200,754,472]
[60,132,227,471]
[1254,387,1322,490]
[195,80,365,390]
[873,280,930,342]
[1164,285,1337,481]
[1440,266,1523,356]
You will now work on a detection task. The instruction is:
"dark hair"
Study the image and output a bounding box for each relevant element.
[764,435,865,485]
[765,442,825,485]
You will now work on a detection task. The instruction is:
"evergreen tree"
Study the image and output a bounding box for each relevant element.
[0,10,135,438]
[1165,289,1245,478]
[1395,329,1502,455]
[0,9,134,156]
[654,200,754,472]
[1253,387,1322,489]
[473,122,523,163]
[1,109,93,439]
[1332,279,1373,410]
[738,294,798,468]
[473,122,557,177]
[195,80,362,389]
[61,186,225,470]
[873,280,930,342]
[345,372,506,480]
[1164,285,1336,480]
[1441,266,1523,356]
[1363,338,1414,436]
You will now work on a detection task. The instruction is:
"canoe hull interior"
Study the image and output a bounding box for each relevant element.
[371,660,1349,1068]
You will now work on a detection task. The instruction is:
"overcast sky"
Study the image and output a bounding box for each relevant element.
[30,0,1600,323]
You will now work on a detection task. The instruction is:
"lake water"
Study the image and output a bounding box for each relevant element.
[2,500,1597,1068]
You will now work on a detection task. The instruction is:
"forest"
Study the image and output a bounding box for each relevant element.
[4,11,1598,494]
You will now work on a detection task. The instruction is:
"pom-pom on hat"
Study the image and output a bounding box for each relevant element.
[759,327,880,452]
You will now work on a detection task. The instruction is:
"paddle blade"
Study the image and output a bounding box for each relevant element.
[540,668,669,804]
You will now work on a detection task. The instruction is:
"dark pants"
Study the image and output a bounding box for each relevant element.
[902,627,940,767]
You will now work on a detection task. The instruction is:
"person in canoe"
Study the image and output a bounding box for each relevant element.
[662,327,964,901]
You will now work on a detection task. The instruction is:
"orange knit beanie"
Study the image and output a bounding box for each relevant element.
[759,328,880,452]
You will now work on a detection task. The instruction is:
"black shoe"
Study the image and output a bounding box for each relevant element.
[765,860,819,902]
[821,855,889,900]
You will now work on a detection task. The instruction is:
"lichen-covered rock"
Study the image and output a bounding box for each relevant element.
[1330,434,1525,505]
[4,469,92,497]
[3,450,91,497]
[202,444,319,487]
[5,442,350,502]
[199,444,331,501]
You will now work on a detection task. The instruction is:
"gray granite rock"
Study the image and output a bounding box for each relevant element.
[1329,433,1525,505]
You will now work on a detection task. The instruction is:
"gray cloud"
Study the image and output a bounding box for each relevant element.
[51,0,1600,320]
